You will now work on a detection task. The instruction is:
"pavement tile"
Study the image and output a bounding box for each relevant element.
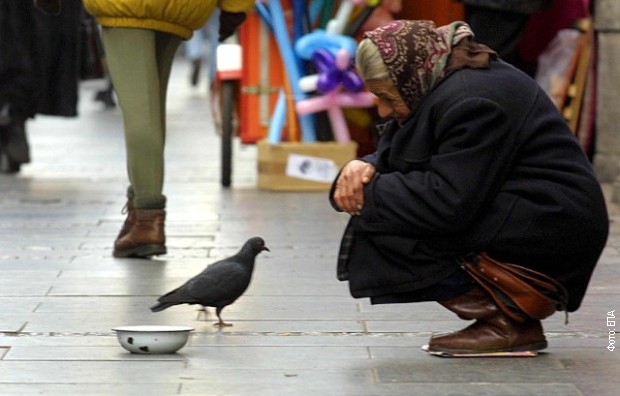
[0,384,182,396]
[190,333,429,348]
[3,346,186,361]
[0,361,187,383]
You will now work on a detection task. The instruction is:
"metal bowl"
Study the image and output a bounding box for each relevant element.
[112,325,194,354]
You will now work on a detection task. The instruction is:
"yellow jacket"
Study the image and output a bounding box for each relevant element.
[83,0,255,39]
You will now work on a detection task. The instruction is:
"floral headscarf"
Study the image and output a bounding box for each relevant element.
[363,20,496,111]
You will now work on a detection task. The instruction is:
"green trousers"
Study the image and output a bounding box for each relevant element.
[102,27,182,209]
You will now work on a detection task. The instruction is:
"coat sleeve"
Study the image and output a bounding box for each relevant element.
[359,96,519,236]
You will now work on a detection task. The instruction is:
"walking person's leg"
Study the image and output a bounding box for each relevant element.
[102,27,181,258]
[154,30,182,142]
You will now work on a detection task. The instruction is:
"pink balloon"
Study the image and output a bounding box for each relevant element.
[295,96,329,115]
[295,91,376,142]
[335,48,350,70]
[328,106,350,143]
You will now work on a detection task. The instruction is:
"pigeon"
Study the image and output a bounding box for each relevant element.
[150,237,269,327]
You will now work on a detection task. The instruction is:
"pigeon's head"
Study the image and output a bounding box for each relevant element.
[244,237,270,256]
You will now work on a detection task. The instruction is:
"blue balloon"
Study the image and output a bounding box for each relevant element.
[295,30,358,60]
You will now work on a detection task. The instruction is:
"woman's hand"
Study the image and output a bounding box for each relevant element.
[333,160,376,215]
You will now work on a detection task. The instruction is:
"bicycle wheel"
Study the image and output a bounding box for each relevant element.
[220,80,235,187]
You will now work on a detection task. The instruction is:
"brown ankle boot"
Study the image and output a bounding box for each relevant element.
[115,200,135,241]
[428,287,547,354]
[113,209,166,258]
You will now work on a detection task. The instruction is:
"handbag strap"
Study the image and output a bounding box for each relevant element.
[480,253,569,310]
[462,253,569,323]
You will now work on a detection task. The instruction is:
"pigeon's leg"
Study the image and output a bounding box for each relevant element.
[197,306,208,321]
[214,307,233,327]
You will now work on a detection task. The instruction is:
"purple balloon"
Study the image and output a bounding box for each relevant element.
[342,71,365,92]
[317,70,340,93]
[311,47,364,94]
[312,48,335,73]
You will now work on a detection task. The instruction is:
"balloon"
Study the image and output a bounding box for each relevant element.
[254,1,273,31]
[267,0,377,142]
[268,89,287,143]
[295,30,358,60]
[299,75,319,92]
[335,48,350,70]
[326,0,355,35]
[317,70,341,93]
[295,29,360,93]
[341,71,365,92]
[268,0,316,142]
[296,92,375,115]
[312,48,334,73]
[311,48,365,94]
[325,0,378,35]
[295,91,376,143]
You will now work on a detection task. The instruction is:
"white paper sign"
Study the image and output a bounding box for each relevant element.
[285,154,339,183]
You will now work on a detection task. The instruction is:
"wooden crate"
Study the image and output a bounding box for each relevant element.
[257,140,358,191]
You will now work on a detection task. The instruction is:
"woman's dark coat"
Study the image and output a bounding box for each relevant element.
[332,60,608,312]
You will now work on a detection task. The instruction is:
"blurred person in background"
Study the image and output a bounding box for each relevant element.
[185,9,220,89]
[0,0,82,173]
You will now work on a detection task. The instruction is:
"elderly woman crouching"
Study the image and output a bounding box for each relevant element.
[330,20,608,355]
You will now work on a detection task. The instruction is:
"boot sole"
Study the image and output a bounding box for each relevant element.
[426,340,548,355]
[113,244,167,259]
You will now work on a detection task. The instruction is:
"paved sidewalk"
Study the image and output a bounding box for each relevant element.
[1,58,619,395]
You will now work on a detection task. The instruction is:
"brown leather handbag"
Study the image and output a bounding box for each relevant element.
[462,253,569,323]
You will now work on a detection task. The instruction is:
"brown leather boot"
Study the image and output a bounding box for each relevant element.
[113,209,166,258]
[428,287,547,354]
[115,200,135,241]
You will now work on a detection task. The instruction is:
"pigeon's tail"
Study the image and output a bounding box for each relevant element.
[150,301,177,312]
